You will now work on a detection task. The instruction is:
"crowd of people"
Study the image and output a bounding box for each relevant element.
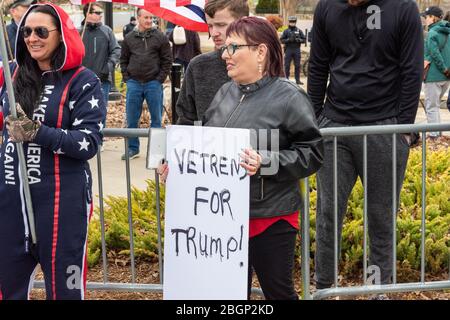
[0,0,448,300]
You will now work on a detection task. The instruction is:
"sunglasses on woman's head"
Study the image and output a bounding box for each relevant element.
[21,26,57,39]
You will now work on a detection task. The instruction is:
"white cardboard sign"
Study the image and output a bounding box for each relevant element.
[163,125,250,300]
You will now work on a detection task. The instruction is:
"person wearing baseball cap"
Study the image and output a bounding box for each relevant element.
[4,0,37,58]
[422,5,450,139]
[280,15,306,85]
[421,6,444,19]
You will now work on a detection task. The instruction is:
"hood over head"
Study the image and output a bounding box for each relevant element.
[15,2,85,71]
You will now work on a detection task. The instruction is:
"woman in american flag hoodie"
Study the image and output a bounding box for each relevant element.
[0,2,106,300]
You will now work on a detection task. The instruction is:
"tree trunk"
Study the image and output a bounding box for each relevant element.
[280,0,301,25]
[416,0,443,11]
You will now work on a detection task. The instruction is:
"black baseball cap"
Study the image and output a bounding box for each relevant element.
[9,0,36,10]
[421,6,443,18]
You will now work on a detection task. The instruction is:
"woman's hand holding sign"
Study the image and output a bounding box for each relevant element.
[157,159,169,184]
[157,148,262,183]
[239,148,262,176]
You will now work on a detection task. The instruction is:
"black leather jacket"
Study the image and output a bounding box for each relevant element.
[204,77,323,218]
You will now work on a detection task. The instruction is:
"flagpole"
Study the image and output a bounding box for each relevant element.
[0,7,37,245]
[80,2,92,40]
[0,0,14,60]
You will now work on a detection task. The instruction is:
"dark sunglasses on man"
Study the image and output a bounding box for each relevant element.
[21,26,57,39]
[90,10,103,15]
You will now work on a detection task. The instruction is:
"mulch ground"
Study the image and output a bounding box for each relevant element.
[29,256,450,300]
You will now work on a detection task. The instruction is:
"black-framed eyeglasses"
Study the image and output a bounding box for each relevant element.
[90,11,103,15]
[21,26,57,39]
[220,43,259,56]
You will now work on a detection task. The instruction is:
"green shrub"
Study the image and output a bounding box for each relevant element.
[255,0,279,14]
[306,149,450,276]
[87,180,165,267]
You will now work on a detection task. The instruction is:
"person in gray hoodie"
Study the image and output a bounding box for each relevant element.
[79,3,121,109]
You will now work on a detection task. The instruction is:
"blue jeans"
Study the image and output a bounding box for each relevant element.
[101,81,111,107]
[100,81,111,128]
[125,79,163,152]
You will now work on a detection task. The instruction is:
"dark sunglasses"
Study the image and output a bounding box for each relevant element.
[21,26,57,39]
[220,43,259,56]
[90,11,103,15]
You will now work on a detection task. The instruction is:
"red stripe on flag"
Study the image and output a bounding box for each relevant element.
[147,7,208,32]
[70,0,197,7]
[176,0,192,6]
[51,67,84,300]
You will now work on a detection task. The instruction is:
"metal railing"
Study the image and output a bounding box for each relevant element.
[32,123,450,299]
[304,122,450,300]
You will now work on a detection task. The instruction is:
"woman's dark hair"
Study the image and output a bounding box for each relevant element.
[226,17,284,78]
[14,5,65,118]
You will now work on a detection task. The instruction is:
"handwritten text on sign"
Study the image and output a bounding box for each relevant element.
[163,125,250,300]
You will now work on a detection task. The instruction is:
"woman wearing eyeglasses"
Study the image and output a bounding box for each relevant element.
[203,16,323,300]
[159,17,323,300]
[0,3,106,300]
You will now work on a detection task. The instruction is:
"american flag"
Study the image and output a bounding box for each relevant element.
[69,0,208,31]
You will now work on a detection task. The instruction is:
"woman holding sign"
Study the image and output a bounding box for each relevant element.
[0,3,105,299]
[160,16,323,300]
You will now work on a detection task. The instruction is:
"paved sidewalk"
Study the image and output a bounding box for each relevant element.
[89,138,154,204]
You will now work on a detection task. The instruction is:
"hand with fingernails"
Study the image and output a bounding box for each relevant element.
[239,148,262,176]
[157,159,169,183]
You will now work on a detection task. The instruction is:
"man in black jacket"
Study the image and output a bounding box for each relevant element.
[80,3,121,111]
[280,16,305,85]
[308,0,423,294]
[123,16,136,39]
[120,8,172,160]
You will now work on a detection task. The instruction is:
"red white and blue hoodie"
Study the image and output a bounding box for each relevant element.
[0,3,106,300]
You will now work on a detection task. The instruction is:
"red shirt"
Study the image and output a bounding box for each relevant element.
[249,211,299,238]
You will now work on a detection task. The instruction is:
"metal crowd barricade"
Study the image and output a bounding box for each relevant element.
[32,123,450,299]
[306,122,450,300]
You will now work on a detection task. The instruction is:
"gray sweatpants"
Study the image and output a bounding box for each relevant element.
[424,81,450,137]
[314,116,410,287]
